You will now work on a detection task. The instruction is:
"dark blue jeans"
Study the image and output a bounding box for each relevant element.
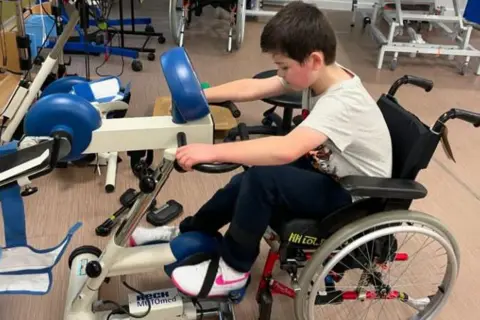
[179,157,352,272]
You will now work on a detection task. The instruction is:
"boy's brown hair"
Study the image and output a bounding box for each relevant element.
[260,1,337,65]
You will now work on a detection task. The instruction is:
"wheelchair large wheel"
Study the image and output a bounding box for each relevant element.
[294,210,460,320]
[234,0,246,49]
[169,0,186,46]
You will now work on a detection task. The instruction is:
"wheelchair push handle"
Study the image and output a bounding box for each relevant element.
[436,108,480,127]
[388,75,434,96]
[174,132,242,174]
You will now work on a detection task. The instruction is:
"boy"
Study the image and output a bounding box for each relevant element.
[131,1,392,297]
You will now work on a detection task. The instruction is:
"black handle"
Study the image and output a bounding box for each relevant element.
[388,75,434,96]
[433,108,480,132]
[174,132,241,174]
[216,101,241,118]
[404,75,433,92]
[451,108,480,127]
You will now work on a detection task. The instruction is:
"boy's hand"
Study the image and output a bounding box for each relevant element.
[176,144,218,171]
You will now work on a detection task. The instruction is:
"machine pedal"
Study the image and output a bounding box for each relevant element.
[146,200,183,226]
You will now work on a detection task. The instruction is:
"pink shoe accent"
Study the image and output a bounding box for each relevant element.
[215,273,249,286]
[129,236,137,247]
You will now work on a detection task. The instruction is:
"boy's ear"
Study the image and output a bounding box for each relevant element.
[310,52,325,70]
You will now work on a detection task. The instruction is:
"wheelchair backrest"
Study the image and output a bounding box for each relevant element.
[377,95,441,180]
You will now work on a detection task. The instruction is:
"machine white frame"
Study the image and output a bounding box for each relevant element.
[2,107,241,319]
[356,0,480,74]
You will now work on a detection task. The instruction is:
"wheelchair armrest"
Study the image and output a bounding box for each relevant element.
[339,175,427,199]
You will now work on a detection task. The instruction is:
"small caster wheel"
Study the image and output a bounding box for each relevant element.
[158,35,166,44]
[390,59,397,71]
[460,63,468,76]
[145,25,155,33]
[132,60,143,72]
[147,52,155,61]
[68,246,102,269]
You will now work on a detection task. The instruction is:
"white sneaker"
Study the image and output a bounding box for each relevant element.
[171,258,249,297]
[129,226,179,246]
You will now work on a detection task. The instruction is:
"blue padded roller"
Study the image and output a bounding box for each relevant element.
[24,94,102,161]
[164,231,220,277]
[40,76,89,98]
[160,47,210,124]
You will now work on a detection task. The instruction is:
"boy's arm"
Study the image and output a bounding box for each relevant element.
[204,76,289,103]
[211,127,328,166]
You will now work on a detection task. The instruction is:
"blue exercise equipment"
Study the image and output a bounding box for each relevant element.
[464,0,480,25]
[24,94,102,161]
[0,48,246,315]
[164,231,221,277]
[40,76,89,97]
[160,47,210,124]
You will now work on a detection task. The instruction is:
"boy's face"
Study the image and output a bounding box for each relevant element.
[272,53,321,90]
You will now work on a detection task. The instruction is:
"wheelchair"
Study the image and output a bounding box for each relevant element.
[169,0,245,52]
[226,74,479,319]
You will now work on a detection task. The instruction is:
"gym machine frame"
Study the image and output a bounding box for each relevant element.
[355,0,480,75]
[0,56,243,318]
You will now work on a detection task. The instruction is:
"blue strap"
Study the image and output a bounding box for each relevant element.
[0,142,27,248]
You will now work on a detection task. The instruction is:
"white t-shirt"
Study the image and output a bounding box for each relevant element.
[281,66,392,180]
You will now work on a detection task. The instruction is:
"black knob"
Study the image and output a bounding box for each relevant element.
[86,261,102,278]
[133,161,146,178]
[139,175,156,193]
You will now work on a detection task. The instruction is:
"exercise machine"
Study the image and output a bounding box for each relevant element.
[169,0,245,52]
[1,46,480,320]
[355,0,480,75]
[0,46,245,319]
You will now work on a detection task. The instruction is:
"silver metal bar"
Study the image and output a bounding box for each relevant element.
[14,0,30,78]
[245,9,276,17]
[114,159,175,247]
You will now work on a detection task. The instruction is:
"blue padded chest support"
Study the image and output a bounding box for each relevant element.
[160,47,210,124]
